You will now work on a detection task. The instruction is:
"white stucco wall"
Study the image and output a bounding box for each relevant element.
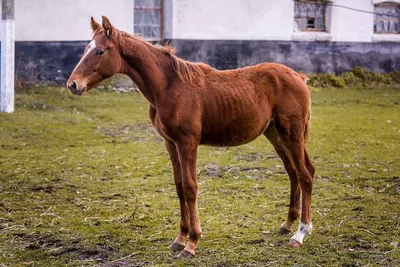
[0,0,398,42]
[169,0,400,42]
[330,0,374,42]
[171,0,294,40]
[0,0,134,41]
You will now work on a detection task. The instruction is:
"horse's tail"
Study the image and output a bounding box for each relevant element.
[304,111,311,143]
[299,74,311,143]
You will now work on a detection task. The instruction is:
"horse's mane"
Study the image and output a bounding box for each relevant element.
[115,31,211,83]
[170,55,211,83]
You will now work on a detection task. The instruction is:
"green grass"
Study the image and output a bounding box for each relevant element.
[0,86,399,266]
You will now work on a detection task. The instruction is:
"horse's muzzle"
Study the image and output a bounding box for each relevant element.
[67,80,87,95]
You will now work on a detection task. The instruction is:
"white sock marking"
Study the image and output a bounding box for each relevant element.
[291,222,312,244]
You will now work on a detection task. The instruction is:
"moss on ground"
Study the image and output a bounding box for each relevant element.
[0,86,399,266]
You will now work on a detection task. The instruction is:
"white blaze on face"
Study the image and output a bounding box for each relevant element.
[72,40,97,73]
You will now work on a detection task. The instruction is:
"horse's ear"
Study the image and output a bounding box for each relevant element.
[102,16,114,38]
[90,17,101,32]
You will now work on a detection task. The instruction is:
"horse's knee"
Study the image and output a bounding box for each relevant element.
[304,150,315,177]
[299,170,313,194]
[308,165,315,178]
[300,177,313,191]
[175,183,185,198]
[182,183,198,201]
[307,162,315,177]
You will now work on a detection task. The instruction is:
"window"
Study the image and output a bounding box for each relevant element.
[374,2,400,34]
[294,1,327,32]
[134,0,164,41]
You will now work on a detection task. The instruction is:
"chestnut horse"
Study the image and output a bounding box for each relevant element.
[67,16,315,258]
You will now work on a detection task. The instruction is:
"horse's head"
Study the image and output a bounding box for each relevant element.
[67,16,122,95]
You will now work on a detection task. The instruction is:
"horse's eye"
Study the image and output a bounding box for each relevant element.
[96,49,104,56]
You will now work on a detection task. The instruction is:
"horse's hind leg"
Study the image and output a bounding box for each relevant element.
[264,123,301,234]
[274,119,314,247]
[165,141,190,252]
[304,148,315,178]
[288,146,314,247]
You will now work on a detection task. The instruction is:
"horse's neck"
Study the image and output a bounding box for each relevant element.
[121,62,155,104]
[119,37,170,106]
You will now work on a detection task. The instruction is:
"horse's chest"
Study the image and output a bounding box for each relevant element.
[149,109,173,142]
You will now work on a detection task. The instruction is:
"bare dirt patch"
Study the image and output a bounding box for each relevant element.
[199,163,282,179]
[234,152,279,162]
[22,232,63,250]
[30,185,59,193]
[97,123,163,143]
[19,232,123,264]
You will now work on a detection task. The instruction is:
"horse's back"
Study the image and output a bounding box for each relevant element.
[203,62,310,115]
[206,62,310,102]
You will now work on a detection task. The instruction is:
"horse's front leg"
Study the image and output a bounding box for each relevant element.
[175,140,201,258]
[165,141,190,252]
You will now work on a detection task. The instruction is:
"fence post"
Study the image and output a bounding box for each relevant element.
[0,0,15,113]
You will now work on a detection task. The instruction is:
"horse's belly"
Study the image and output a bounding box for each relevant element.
[200,119,270,146]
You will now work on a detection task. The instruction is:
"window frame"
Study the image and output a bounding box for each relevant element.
[134,0,165,42]
[294,0,328,32]
[373,1,400,34]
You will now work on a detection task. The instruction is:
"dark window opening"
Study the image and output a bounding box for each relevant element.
[294,1,326,32]
[307,18,315,28]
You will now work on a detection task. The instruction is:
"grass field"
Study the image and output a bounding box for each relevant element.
[0,86,399,266]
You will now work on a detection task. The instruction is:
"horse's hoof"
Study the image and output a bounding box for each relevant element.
[288,239,302,248]
[278,227,291,235]
[169,242,185,252]
[176,249,194,259]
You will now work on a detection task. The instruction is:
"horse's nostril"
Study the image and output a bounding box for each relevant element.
[68,80,78,91]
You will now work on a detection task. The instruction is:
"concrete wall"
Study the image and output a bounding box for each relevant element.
[0,0,133,41]
[171,39,400,74]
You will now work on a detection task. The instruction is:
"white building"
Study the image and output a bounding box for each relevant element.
[1,0,399,84]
